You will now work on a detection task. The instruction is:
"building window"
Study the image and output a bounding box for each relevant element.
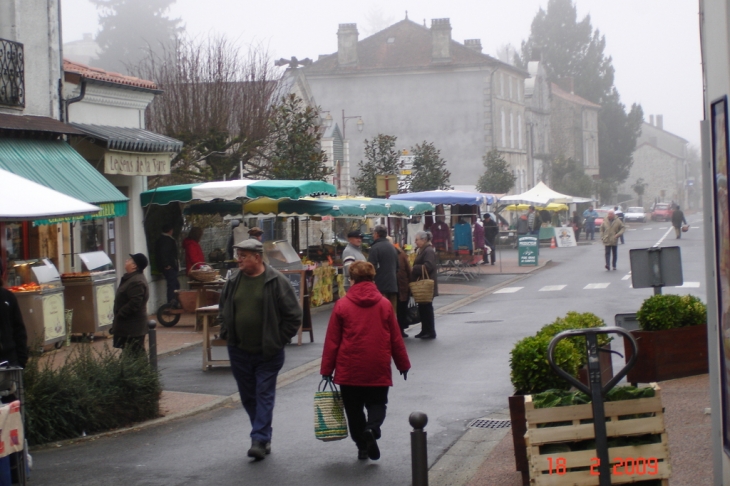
[501,109,506,147]
[510,112,514,148]
[500,73,504,98]
[509,76,513,100]
[518,114,523,149]
[0,38,25,108]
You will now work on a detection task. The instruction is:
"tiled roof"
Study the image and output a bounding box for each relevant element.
[551,83,601,109]
[306,19,524,75]
[63,59,159,91]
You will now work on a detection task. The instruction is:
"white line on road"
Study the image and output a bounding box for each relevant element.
[539,285,567,291]
[584,283,610,289]
[659,227,668,229]
[644,228,654,230]
[622,275,631,280]
[674,282,701,288]
[654,226,675,247]
[494,287,523,294]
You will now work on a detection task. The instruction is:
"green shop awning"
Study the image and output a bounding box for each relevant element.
[0,139,128,222]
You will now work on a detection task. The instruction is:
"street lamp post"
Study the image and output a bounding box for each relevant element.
[342,109,364,139]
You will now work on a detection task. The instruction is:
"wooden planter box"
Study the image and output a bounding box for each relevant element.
[623,324,708,384]
[525,383,670,485]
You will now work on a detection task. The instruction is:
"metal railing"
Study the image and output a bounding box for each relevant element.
[0,38,24,108]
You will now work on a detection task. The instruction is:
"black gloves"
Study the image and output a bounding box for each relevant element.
[322,375,333,382]
[400,370,408,381]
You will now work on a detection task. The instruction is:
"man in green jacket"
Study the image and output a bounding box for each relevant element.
[218,239,302,461]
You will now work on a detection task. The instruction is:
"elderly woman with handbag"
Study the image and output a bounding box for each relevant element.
[411,231,438,339]
[320,261,411,461]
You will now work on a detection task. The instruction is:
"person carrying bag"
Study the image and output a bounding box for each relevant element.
[410,231,438,339]
[314,377,348,442]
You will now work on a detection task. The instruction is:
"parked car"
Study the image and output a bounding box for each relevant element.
[625,207,647,223]
[651,203,673,222]
[594,208,610,228]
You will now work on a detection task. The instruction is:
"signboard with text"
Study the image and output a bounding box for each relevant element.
[518,236,539,266]
[104,151,174,176]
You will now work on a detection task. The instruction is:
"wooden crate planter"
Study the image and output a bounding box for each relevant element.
[525,384,670,485]
[623,325,708,384]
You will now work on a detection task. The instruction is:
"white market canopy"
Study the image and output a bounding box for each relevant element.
[0,168,101,221]
[498,181,593,206]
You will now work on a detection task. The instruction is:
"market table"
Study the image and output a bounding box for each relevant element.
[198,304,228,371]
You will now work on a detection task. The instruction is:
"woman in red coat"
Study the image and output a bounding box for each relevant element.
[320,261,411,461]
[183,227,205,275]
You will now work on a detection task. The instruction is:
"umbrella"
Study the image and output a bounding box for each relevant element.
[140,179,337,206]
[390,190,495,206]
[0,168,101,221]
[498,181,593,206]
[242,196,434,218]
[503,203,569,212]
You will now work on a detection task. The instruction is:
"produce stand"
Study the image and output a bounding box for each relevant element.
[61,251,116,336]
[8,259,66,349]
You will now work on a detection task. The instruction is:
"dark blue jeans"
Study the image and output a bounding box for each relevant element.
[228,346,285,443]
[585,222,596,240]
[162,268,180,303]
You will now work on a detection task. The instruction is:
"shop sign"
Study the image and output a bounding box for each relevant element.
[34,201,128,226]
[518,236,539,266]
[104,151,173,176]
[42,293,65,341]
[96,284,115,327]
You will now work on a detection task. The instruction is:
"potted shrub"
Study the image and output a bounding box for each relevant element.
[507,312,611,484]
[624,293,708,384]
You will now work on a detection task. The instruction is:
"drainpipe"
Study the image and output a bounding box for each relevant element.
[64,77,86,122]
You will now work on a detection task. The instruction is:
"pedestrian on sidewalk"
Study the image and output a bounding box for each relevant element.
[248,226,264,242]
[342,230,366,292]
[583,205,599,241]
[320,261,411,461]
[183,227,205,276]
[483,214,498,265]
[614,206,625,244]
[412,231,438,339]
[112,253,150,354]
[672,205,688,239]
[154,224,180,305]
[600,210,625,271]
[571,211,582,241]
[217,239,302,461]
[394,244,412,338]
[368,225,399,312]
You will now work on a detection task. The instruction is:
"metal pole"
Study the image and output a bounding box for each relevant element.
[585,332,612,485]
[147,320,158,372]
[410,411,429,486]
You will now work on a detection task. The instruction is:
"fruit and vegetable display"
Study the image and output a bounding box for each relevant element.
[311,265,336,307]
[8,282,41,292]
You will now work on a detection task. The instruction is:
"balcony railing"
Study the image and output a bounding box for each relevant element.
[0,38,24,108]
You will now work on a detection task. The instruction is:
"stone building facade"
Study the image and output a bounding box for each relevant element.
[524,61,551,185]
[550,82,600,178]
[303,17,529,192]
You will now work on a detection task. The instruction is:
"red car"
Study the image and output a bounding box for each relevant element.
[651,203,673,222]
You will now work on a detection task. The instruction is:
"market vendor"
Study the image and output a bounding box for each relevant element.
[183,227,206,276]
[0,262,28,368]
[342,230,366,291]
[249,226,264,242]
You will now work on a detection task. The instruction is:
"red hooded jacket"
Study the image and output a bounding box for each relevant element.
[183,238,205,275]
[321,281,411,386]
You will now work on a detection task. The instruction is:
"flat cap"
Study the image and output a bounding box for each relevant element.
[248,226,264,236]
[233,239,264,253]
[347,230,364,238]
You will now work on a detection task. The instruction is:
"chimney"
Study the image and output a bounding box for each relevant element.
[464,39,482,54]
[656,114,663,130]
[431,18,452,62]
[337,23,359,67]
[649,115,654,126]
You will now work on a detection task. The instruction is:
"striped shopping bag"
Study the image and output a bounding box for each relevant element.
[314,378,348,441]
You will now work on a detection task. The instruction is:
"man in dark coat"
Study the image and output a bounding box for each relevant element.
[154,224,179,305]
[0,262,28,367]
[412,231,438,339]
[112,253,150,353]
[483,214,499,265]
[671,205,687,239]
[218,239,302,461]
[367,225,399,312]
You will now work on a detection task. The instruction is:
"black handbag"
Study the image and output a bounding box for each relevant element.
[406,297,421,325]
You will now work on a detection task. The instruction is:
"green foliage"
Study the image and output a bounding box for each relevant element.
[538,312,610,365]
[267,94,331,181]
[636,294,707,331]
[91,0,183,74]
[521,0,643,187]
[24,345,161,446]
[353,134,401,197]
[532,386,655,409]
[510,334,581,395]
[551,157,594,198]
[476,149,516,193]
[407,141,451,192]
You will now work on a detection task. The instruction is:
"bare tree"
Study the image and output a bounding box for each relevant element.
[136,36,281,185]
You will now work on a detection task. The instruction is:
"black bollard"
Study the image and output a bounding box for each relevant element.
[410,411,429,486]
[147,320,158,371]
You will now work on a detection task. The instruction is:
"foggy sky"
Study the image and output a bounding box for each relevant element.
[60,0,702,146]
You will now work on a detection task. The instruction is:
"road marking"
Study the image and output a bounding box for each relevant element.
[622,275,631,280]
[659,227,668,229]
[654,226,675,247]
[691,226,700,229]
[494,287,523,294]
[644,228,653,230]
[539,285,566,292]
[675,282,701,288]
[628,228,637,231]
[584,283,610,289]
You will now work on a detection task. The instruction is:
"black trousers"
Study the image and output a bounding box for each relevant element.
[418,303,436,336]
[396,299,409,331]
[340,385,389,449]
[604,245,618,268]
[162,268,180,303]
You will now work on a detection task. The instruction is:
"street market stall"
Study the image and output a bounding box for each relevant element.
[61,251,116,337]
[497,181,593,206]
